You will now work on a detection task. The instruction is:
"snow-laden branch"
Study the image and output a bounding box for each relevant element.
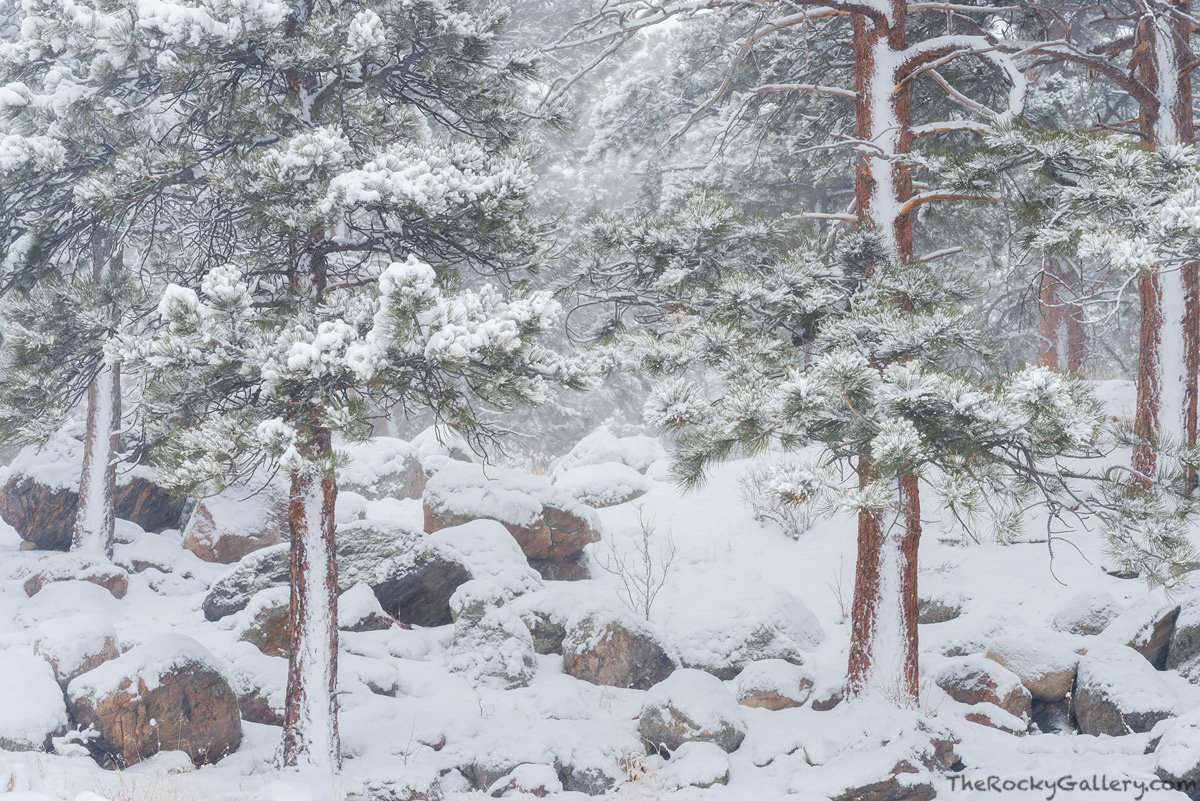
[750,82,857,99]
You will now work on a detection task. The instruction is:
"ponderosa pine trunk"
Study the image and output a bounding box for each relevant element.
[1133,2,1198,487]
[72,363,121,557]
[1038,260,1085,372]
[281,427,341,770]
[846,0,922,703]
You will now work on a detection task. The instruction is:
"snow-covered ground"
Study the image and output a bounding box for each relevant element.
[1,381,1198,800]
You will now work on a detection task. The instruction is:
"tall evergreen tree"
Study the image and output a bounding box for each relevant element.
[97,0,587,770]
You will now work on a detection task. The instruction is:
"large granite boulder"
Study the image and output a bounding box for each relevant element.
[34,615,120,689]
[23,555,129,600]
[675,588,825,680]
[563,609,677,690]
[1167,590,1200,679]
[67,634,242,767]
[338,437,427,501]
[984,636,1078,702]
[183,484,286,564]
[423,462,600,567]
[935,655,1031,732]
[0,432,184,550]
[639,669,747,753]
[1074,648,1178,736]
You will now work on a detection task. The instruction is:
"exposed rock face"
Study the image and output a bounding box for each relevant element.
[563,610,677,690]
[1074,650,1177,736]
[183,486,285,564]
[1129,605,1181,669]
[0,477,78,550]
[114,477,186,534]
[917,593,963,625]
[1166,591,1200,677]
[202,520,474,627]
[0,438,184,550]
[528,553,590,582]
[423,462,600,564]
[339,520,470,627]
[23,557,129,600]
[67,634,242,767]
[734,659,814,710]
[1105,598,1182,669]
[34,616,120,689]
[235,587,291,657]
[935,656,1032,729]
[984,637,1078,702]
[1031,698,1073,734]
[639,669,747,754]
[202,545,290,621]
[0,651,68,751]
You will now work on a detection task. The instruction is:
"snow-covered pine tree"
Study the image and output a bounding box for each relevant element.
[563,0,1032,703]
[1017,0,1198,483]
[979,126,1200,583]
[0,0,171,557]
[102,0,588,771]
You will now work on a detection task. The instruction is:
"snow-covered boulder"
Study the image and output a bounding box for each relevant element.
[34,615,120,689]
[447,579,537,689]
[1074,647,1178,736]
[553,464,650,509]
[336,519,458,624]
[563,608,677,690]
[0,650,68,751]
[1104,596,1180,669]
[486,763,562,797]
[338,437,427,501]
[1166,590,1200,678]
[183,484,286,564]
[639,669,747,754]
[338,582,393,633]
[661,741,730,789]
[1053,590,1122,636]
[675,588,825,680]
[984,636,1079,702]
[733,659,814,710]
[1153,717,1200,794]
[235,586,290,657]
[935,655,1031,732]
[0,430,184,550]
[423,461,600,565]
[917,591,963,624]
[554,429,665,475]
[23,554,129,600]
[67,634,242,767]
[510,583,593,656]
[202,544,290,621]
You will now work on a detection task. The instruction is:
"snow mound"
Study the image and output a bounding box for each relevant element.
[554,463,651,508]
[554,428,665,475]
[0,649,68,750]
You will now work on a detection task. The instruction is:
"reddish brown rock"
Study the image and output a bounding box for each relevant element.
[563,610,676,690]
[0,474,185,552]
[183,488,285,564]
[935,657,1032,727]
[67,634,242,768]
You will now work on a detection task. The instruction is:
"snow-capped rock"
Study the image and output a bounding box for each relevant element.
[563,607,677,690]
[733,659,814,710]
[337,436,427,501]
[639,669,747,753]
[33,614,120,689]
[984,636,1079,702]
[67,634,242,767]
[182,483,286,564]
